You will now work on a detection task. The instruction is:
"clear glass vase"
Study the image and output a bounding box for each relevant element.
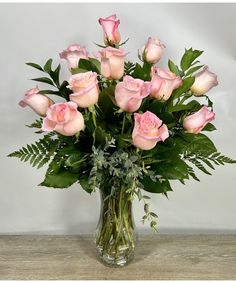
[95,186,137,267]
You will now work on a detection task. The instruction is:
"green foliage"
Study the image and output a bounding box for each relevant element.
[44,58,53,73]
[79,58,101,73]
[141,176,172,194]
[136,189,158,232]
[27,59,71,100]
[155,157,189,180]
[8,135,60,169]
[26,62,44,72]
[40,153,79,188]
[124,61,136,76]
[32,77,55,86]
[58,80,72,101]
[185,65,203,76]
[178,133,217,155]
[26,118,43,129]
[30,59,61,88]
[40,170,78,188]
[184,150,236,176]
[172,77,195,100]
[167,100,201,113]
[180,48,203,71]
[202,123,217,132]
[132,62,152,81]
[170,133,236,177]
[168,59,181,76]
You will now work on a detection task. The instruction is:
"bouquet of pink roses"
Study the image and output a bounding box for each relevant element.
[9,14,235,267]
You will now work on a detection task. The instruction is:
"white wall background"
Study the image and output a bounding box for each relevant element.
[0,3,236,234]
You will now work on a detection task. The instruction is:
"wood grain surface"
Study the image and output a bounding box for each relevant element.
[0,235,235,280]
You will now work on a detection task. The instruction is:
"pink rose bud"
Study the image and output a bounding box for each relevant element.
[140,37,165,64]
[19,87,54,117]
[99,47,126,80]
[59,44,89,69]
[115,76,151,112]
[98,14,121,46]
[68,71,99,108]
[42,101,85,136]
[132,111,169,150]
[191,66,218,96]
[183,106,215,134]
[150,67,182,101]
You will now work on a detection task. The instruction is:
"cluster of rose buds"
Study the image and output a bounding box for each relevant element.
[19,14,218,150]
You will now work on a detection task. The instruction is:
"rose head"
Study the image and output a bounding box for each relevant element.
[140,37,165,64]
[98,14,121,46]
[115,76,151,112]
[191,66,218,96]
[99,47,126,80]
[19,87,54,117]
[42,101,85,136]
[183,106,215,134]
[150,67,182,101]
[68,71,99,108]
[59,44,89,69]
[132,111,169,150]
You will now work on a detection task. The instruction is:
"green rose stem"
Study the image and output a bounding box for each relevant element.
[121,112,126,134]
[88,106,97,143]
[95,183,136,265]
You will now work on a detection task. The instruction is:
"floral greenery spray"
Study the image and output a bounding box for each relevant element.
[8,14,236,266]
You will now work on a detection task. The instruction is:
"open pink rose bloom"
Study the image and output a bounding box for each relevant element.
[132,111,169,150]
[42,102,84,136]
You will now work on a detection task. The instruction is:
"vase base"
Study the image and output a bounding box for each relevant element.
[96,245,134,267]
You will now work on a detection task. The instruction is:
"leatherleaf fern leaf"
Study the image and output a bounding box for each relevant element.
[176,133,236,176]
[184,151,236,176]
[8,134,60,169]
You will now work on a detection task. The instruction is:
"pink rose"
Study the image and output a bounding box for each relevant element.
[98,14,121,46]
[191,66,218,96]
[115,76,151,112]
[132,111,169,150]
[140,37,165,64]
[19,87,54,117]
[67,71,99,108]
[99,47,126,80]
[150,67,182,101]
[59,44,89,69]
[183,106,215,134]
[42,101,84,136]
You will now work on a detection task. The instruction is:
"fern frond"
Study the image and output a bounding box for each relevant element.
[184,150,236,177]
[26,118,43,129]
[187,165,200,181]
[124,61,136,76]
[186,156,212,175]
[8,135,60,169]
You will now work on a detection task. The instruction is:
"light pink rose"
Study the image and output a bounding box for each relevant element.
[183,106,215,134]
[132,111,169,150]
[42,101,84,136]
[59,44,89,69]
[115,76,151,112]
[67,71,99,108]
[140,37,165,64]
[99,47,126,80]
[150,67,182,101]
[191,66,218,96]
[19,87,54,117]
[98,14,121,46]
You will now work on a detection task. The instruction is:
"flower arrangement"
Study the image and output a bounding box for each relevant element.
[9,14,235,267]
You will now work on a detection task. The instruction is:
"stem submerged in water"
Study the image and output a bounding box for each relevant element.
[95,187,136,267]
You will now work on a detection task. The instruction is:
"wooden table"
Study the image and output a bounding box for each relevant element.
[0,235,235,280]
